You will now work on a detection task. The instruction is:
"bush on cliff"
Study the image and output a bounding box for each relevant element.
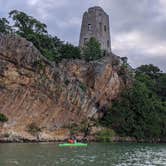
[96,129,116,142]
[0,113,8,122]
[59,43,81,59]
[83,37,102,61]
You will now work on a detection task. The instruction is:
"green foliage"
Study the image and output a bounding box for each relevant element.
[0,113,8,122]
[59,43,81,59]
[9,10,47,36]
[0,18,12,34]
[64,79,70,86]
[96,129,116,142]
[8,10,62,61]
[26,33,61,61]
[66,122,90,137]
[79,82,87,92]
[136,64,161,79]
[79,121,90,137]
[83,37,102,61]
[136,64,166,101]
[27,122,41,135]
[118,64,128,76]
[101,64,166,140]
[156,73,166,101]
[67,123,79,135]
[33,60,45,71]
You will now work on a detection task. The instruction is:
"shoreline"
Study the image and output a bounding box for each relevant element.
[0,138,165,144]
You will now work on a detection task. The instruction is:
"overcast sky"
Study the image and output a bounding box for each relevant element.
[0,0,166,71]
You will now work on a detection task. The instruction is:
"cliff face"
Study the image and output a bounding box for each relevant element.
[0,34,127,141]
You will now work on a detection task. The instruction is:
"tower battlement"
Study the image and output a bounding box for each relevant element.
[79,6,111,53]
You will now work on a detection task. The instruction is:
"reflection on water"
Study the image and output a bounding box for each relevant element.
[0,143,166,166]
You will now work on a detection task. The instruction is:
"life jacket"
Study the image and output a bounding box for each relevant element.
[68,139,74,144]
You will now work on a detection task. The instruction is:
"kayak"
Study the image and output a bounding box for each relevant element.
[59,143,88,147]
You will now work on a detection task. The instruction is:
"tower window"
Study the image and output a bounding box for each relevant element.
[104,25,107,32]
[84,38,88,44]
[107,40,110,47]
[99,22,102,32]
[88,24,92,31]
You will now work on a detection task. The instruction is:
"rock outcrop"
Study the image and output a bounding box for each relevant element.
[0,34,129,141]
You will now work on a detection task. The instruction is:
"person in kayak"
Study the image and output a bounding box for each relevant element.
[68,139,74,144]
[68,135,77,144]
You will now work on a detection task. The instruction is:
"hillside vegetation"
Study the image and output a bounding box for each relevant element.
[101,64,166,141]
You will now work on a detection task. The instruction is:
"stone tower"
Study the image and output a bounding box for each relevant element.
[79,6,111,53]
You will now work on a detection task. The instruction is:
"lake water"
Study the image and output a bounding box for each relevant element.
[0,143,166,166]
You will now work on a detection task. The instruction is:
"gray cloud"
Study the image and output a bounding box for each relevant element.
[0,0,165,71]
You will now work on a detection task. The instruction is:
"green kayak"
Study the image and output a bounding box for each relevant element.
[59,143,88,147]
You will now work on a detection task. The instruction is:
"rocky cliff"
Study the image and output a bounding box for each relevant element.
[0,34,129,141]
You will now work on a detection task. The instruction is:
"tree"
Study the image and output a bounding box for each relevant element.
[26,33,61,61]
[83,37,102,61]
[101,81,165,140]
[0,18,12,34]
[101,64,166,141]
[136,64,166,101]
[136,64,161,79]
[8,10,62,61]
[59,43,81,59]
[156,73,166,101]
[9,10,47,36]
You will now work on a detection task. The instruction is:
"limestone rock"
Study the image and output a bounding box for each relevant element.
[0,34,128,141]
